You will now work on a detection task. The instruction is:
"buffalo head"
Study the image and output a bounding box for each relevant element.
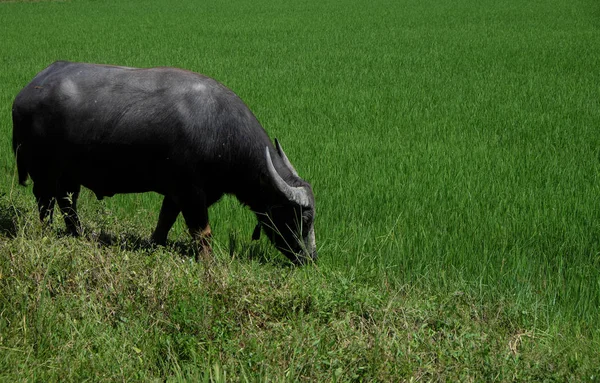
[260,140,317,264]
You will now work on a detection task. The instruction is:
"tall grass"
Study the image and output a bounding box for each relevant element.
[1,0,600,379]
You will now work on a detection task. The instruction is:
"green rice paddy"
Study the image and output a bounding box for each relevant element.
[1,0,599,380]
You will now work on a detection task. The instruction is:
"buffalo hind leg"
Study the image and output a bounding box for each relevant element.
[33,182,55,226]
[179,192,212,261]
[151,195,180,246]
[56,185,82,236]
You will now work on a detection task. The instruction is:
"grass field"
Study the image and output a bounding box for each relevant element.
[1,0,600,380]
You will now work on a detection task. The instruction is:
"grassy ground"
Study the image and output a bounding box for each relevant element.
[1,203,598,381]
[1,0,600,380]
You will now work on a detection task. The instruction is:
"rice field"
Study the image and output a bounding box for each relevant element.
[1,0,599,380]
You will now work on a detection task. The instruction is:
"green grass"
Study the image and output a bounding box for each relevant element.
[1,0,600,380]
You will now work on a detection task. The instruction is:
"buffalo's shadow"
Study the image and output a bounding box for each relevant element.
[87,228,289,265]
[85,229,197,259]
[226,231,293,267]
[0,193,22,238]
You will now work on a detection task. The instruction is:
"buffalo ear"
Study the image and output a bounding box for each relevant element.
[274,139,299,178]
[252,222,261,241]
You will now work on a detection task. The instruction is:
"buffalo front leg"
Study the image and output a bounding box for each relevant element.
[151,195,180,246]
[56,185,82,236]
[33,182,55,226]
[252,222,261,240]
[180,192,212,261]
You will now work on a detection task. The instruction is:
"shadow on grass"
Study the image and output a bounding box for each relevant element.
[86,228,292,267]
[83,229,197,259]
[227,231,294,268]
[0,193,23,238]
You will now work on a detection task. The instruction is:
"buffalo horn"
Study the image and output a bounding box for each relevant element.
[275,138,299,178]
[265,147,310,207]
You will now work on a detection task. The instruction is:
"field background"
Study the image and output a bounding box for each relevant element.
[1,0,599,380]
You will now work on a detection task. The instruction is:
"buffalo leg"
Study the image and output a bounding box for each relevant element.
[56,185,82,236]
[151,195,180,246]
[252,222,261,240]
[33,182,55,225]
[179,192,212,259]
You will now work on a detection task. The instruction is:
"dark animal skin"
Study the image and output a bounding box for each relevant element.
[12,61,317,264]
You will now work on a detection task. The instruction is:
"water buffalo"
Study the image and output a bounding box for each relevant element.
[12,61,317,264]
